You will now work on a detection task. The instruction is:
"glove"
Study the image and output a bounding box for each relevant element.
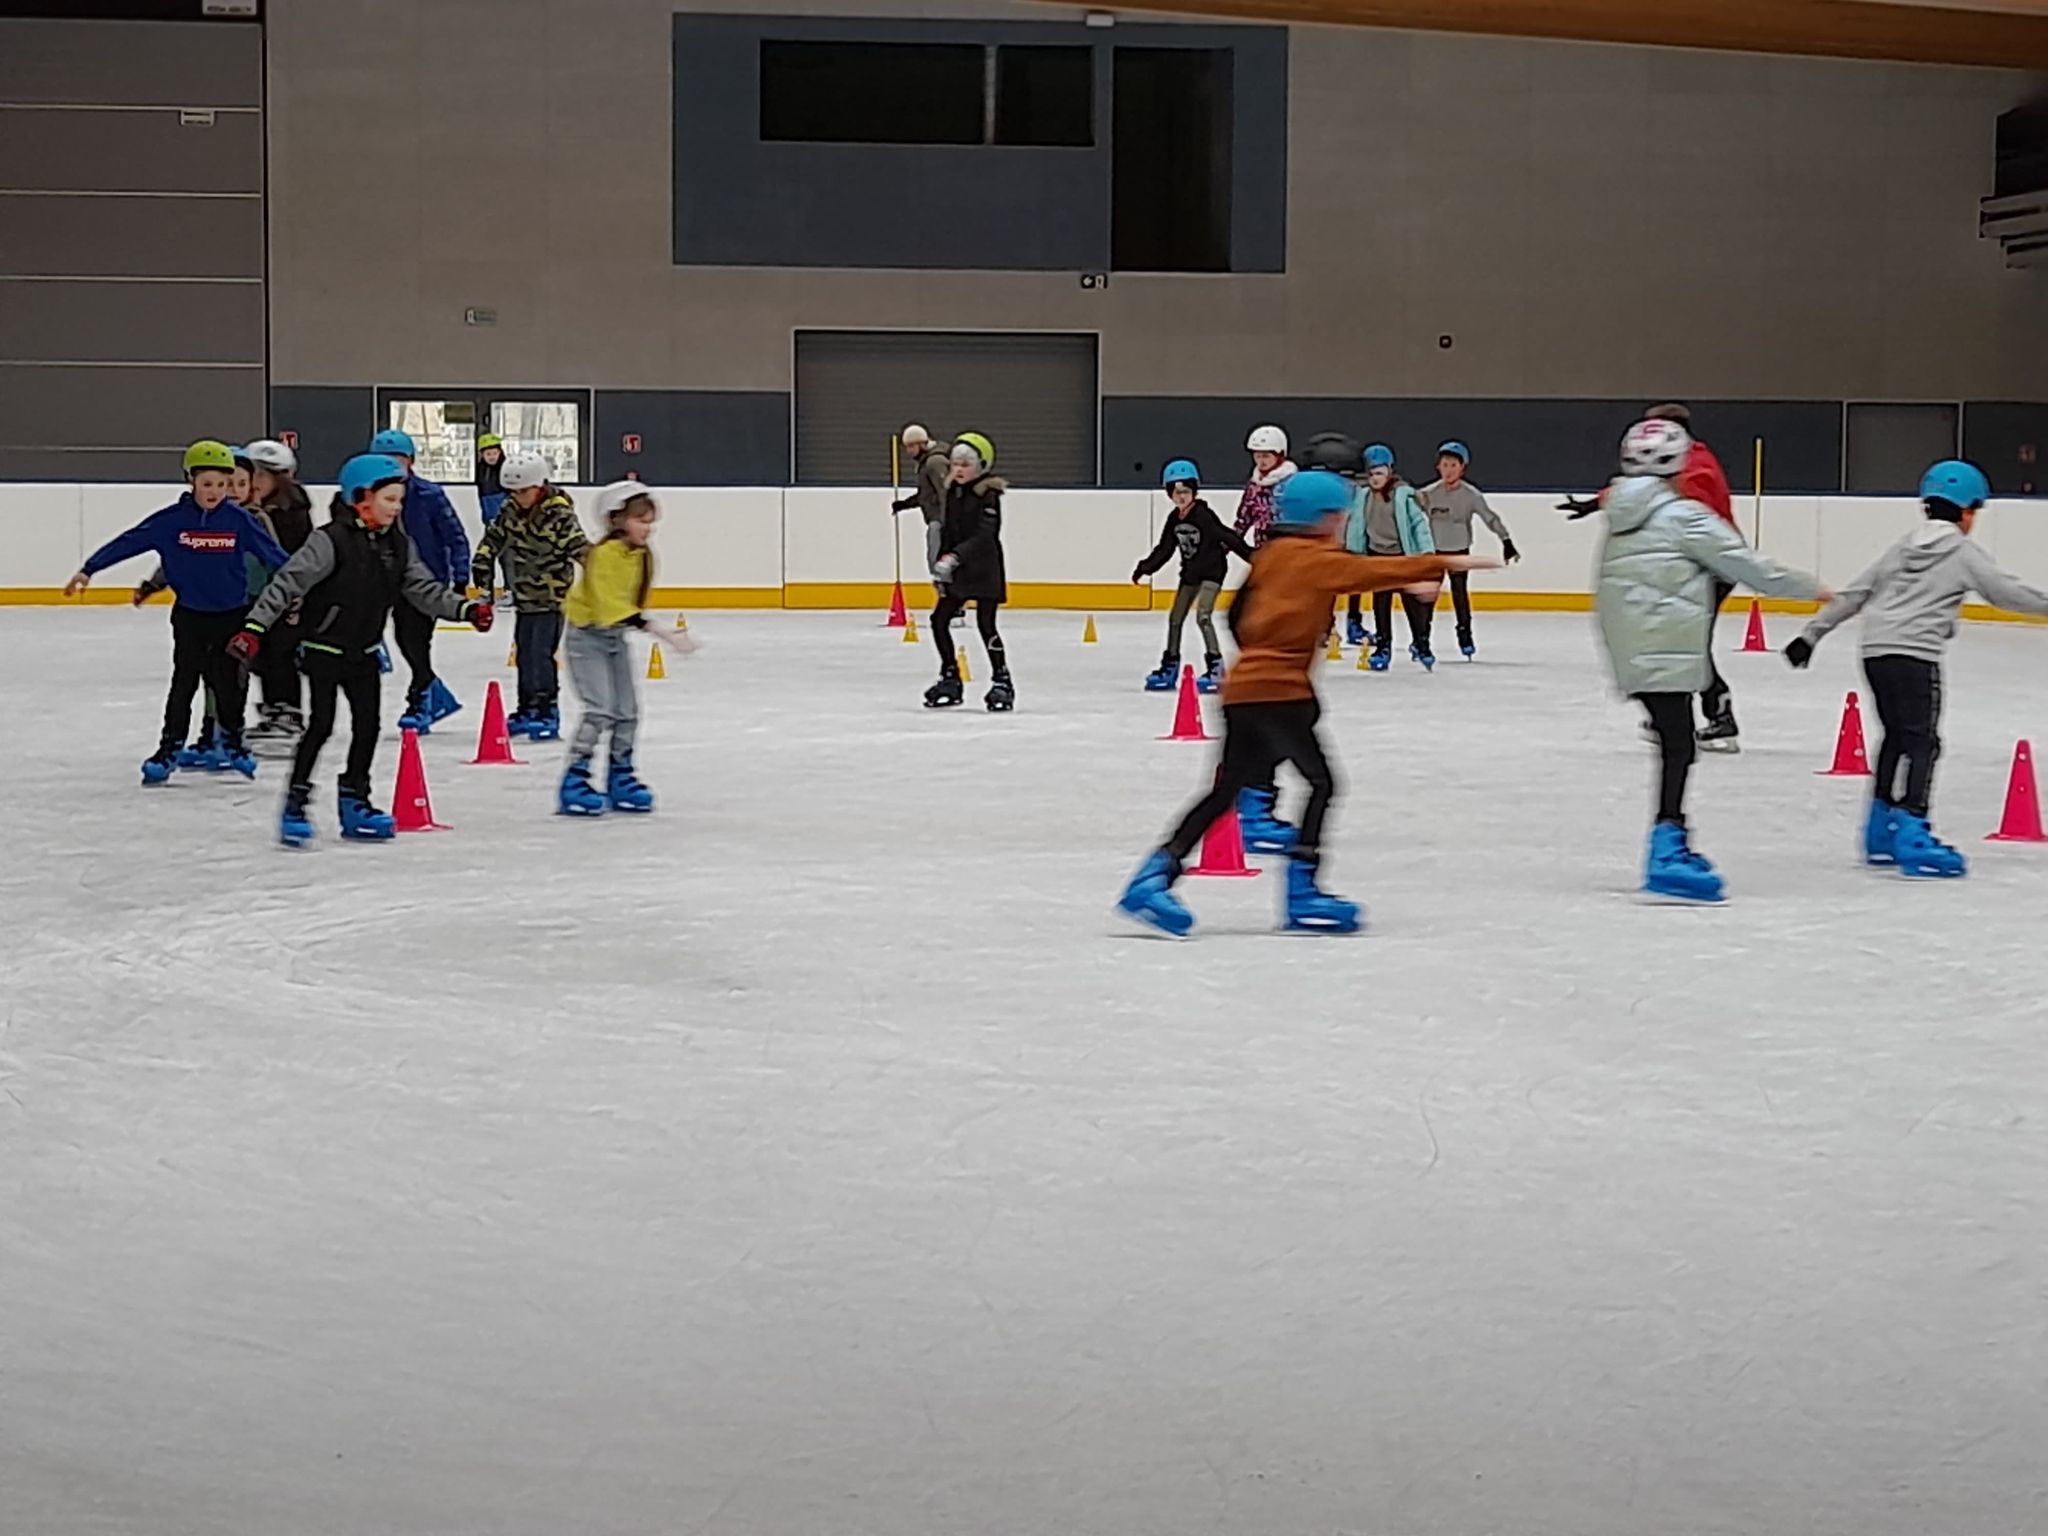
[131,584,150,608]
[1557,495,1601,520]
[1502,539,1521,564]
[1131,566,1146,586]
[891,496,918,513]
[466,600,495,633]
[1784,637,1814,670]
[226,629,262,663]
[932,552,959,584]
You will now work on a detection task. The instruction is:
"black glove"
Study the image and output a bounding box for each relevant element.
[1557,495,1601,520]
[1502,539,1521,564]
[891,496,918,513]
[1130,565,1146,585]
[1784,637,1813,670]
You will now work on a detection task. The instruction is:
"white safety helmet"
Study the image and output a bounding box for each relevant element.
[593,479,655,522]
[244,438,297,474]
[1619,418,1693,478]
[1245,424,1288,455]
[499,449,551,491]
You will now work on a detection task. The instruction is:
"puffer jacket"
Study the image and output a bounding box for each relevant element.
[1595,476,1823,695]
[1343,480,1432,556]
[936,473,1006,604]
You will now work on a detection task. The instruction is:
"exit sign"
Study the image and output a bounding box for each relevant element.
[621,433,642,454]
[279,430,298,449]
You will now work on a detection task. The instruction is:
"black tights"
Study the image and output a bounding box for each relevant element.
[1373,587,1434,652]
[1637,692,1696,826]
[932,596,1005,673]
[1700,579,1734,725]
[1165,700,1336,861]
[164,605,251,751]
[1865,654,1941,817]
[292,649,382,794]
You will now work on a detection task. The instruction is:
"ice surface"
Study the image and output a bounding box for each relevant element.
[2,606,2045,1536]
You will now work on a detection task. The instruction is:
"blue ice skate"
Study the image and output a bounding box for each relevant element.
[1891,812,1967,879]
[1642,822,1725,904]
[1196,656,1223,694]
[425,677,462,725]
[1863,798,1899,868]
[178,725,229,772]
[526,708,561,742]
[1117,850,1193,937]
[1345,616,1367,646]
[558,757,607,817]
[1143,653,1179,691]
[1237,786,1299,855]
[141,746,177,785]
[1367,649,1392,673]
[279,787,315,847]
[505,708,534,738]
[225,746,257,779]
[1460,641,1477,661]
[1412,643,1436,672]
[1282,857,1362,934]
[338,788,395,841]
[606,754,654,813]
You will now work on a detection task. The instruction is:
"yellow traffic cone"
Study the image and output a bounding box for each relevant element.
[647,644,666,680]
[1326,630,1343,662]
[1082,614,1098,644]
[1357,640,1374,671]
[675,612,688,631]
[903,616,919,643]
[506,640,517,667]
[958,649,971,683]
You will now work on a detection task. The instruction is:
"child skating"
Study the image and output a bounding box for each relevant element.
[229,453,492,846]
[243,438,316,749]
[1133,459,1255,694]
[471,450,590,740]
[1232,425,1296,548]
[557,482,692,817]
[924,433,1014,713]
[1418,440,1519,659]
[1351,445,1437,670]
[369,428,471,732]
[1786,459,2047,878]
[1595,419,1829,903]
[1116,470,1492,937]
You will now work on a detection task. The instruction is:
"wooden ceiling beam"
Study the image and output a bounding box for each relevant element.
[1072,0,2048,69]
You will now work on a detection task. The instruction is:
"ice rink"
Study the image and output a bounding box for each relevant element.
[4,604,2045,1536]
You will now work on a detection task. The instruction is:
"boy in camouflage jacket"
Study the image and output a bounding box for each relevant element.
[471,452,589,738]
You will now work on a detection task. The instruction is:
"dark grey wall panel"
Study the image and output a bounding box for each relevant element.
[268,386,375,485]
[0,18,260,105]
[1846,403,1961,496]
[593,390,790,485]
[0,194,262,278]
[0,107,263,192]
[0,363,264,447]
[0,446,188,481]
[1962,401,2048,496]
[0,278,262,363]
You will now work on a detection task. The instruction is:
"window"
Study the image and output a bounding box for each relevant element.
[995,46,1092,147]
[386,399,475,485]
[760,41,984,145]
[491,400,581,483]
[1112,48,1233,272]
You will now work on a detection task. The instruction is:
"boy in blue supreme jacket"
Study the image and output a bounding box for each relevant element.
[367,428,471,731]
[66,439,288,783]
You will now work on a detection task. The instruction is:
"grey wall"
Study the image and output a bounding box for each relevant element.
[0,16,265,480]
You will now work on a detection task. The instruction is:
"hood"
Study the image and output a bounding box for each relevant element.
[1899,519,1969,573]
[1254,461,1297,489]
[1603,475,1677,534]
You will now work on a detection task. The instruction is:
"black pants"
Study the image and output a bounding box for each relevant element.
[1165,699,1337,861]
[392,603,437,711]
[1447,569,1474,646]
[164,605,251,751]
[1864,654,1942,816]
[1700,579,1735,725]
[292,648,382,793]
[1368,554,1433,653]
[515,609,565,711]
[1636,691,1697,827]
[932,595,1005,673]
[259,620,301,711]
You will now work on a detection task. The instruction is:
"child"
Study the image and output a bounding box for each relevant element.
[228,446,255,510]
[471,449,589,739]
[1595,419,1829,903]
[369,428,471,732]
[1418,440,1519,659]
[475,433,512,600]
[1787,459,2045,878]
[230,453,492,845]
[1117,470,1492,937]
[924,432,1013,713]
[65,439,288,783]
[557,481,693,817]
[1350,444,1438,670]
[242,438,315,747]
[1132,459,1255,694]
[1232,425,1296,548]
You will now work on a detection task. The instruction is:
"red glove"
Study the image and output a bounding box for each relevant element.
[466,600,495,633]
[226,629,261,663]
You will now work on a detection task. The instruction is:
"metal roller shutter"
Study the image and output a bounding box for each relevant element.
[795,330,1099,487]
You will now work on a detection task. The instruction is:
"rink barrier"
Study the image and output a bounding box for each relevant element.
[4,483,2046,622]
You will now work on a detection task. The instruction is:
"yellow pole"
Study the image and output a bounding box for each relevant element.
[1752,437,1765,548]
[890,434,904,590]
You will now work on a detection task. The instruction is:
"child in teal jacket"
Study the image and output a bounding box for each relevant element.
[1350,445,1438,669]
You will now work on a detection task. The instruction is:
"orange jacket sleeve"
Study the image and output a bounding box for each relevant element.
[1303,546,1449,597]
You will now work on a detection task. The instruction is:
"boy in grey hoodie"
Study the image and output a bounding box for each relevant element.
[1787,459,2044,878]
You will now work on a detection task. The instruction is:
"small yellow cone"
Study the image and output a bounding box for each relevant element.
[675,612,688,631]
[647,644,666,680]
[1357,641,1374,671]
[958,649,971,683]
[506,640,517,667]
[1082,614,1098,644]
[1326,631,1343,662]
[903,616,919,643]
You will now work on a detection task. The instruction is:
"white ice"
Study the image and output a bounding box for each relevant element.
[3,606,2045,1536]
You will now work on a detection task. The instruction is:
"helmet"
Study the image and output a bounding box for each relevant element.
[1362,444,1395,470]
[594,479,655,521]
[1245,424,1288,455]
[228,444,253,468]
[339,453,408,505]
[901,423,930,447]
[1161,458,1200,488]
[476,432,502,452]
[245,438,297,474]
[369,428,417,459]
[499,449,551,491]
[1437,440,1470,463]
[952,431,995,470]
[1919,459,1990,510]
[1619,418,1693,477]
[1299,433,1363,476]
[182,439,237,476]
[1273,469,1354,526]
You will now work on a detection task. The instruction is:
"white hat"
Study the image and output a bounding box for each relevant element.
[901,423,930,446]
[594,479,655,521]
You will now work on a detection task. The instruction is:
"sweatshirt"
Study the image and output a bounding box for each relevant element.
[81,493,288,613]
[1418,478,1510,555]
[565,537,654,629]
[1801,521,2048,662]
[1133,498,1255,588]
[246,505,470,655]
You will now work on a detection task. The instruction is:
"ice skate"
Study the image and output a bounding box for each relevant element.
[558,757,607,817]
[526,706,561,742]
[246,704,289,743]
[178,723,227,771]
[1862,798,1899,867]
[923,664,963,709]
[1458,631,1477,661]
[1697,712,1741,755]
[1345,616,1367,647]
[1411,642,1435,672]
[337,787,395,841]
[1196,654,1223,695]
[606,754,654,813]
[1236,786,1298,855]
[984,664,1015,712]
[1641,822,1725,904]
[424,677,462,726]
[1367,647,1391,673]
[1116,849,1193,938]
[1281,857,1362,934]
[506,707,535,738]
[397,697,433,735]
[279,785,315,847]
[1891,812,1967,878]
[141,745,177,785]
[224,744,257,779]
[1143,652,1179,691]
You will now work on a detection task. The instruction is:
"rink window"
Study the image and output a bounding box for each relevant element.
[994,46,1093,147]
[759,42,985,145]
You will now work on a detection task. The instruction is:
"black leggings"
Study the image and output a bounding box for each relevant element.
[164,604,251,751]
[932,595,1004,672]
[1165,699,1337,861]
[259,621,302,711]
[392,601,437,711]
[292,649,382,794]
[1373,587,1434,652]
[1864,654,1941,816]
[1637,691,1697,827]
[1447,569,1473,644]
[1700,579,1735,724]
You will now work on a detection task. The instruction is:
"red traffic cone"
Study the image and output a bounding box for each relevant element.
[1157,664,1211,742]
[392,726,450,832]
[468,679,525,765]
[1986,740,2048,843]
[1816,691,1872,777]
[884,581,908,628]
[1740,599,1769,653]
[1185,806,1262,879]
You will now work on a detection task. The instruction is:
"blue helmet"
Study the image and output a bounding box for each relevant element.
[1437,440,1470,463]
[1919,459,1990,510]
[1273,469,1354,526]
[1162,458,1200,488]
[369,428,417,459]
[339,452,409,505]
[1363,443,1395,470]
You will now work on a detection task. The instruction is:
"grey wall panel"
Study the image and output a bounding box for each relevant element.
[268,386,375,485]
[593,390,791,484]
[0,18,261,106]
[0,195,262,279]
[1846,402,1962,495]
[0,364,265,449]
[0,106,263,193]
[0,447,195,482]
[1962,401,2048,496]
[0,279,263,363]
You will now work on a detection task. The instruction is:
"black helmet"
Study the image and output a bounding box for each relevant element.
[1299,432,1364,476]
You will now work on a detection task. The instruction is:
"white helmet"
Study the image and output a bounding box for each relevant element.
[499,449,550,491]
[1619,418,1693,478]
[594,479,655,521]
[901,423,930,447]
[1246,425,1288,455]
[244,438,297,474]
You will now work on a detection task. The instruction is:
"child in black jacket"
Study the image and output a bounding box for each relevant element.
[1132,459,1255,693]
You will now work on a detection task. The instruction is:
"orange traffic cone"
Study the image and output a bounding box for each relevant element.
[392,727,450,831]
[1185,805,1261,879]
[884,581,908,628]
[1986,740,2048,842]
[468,680,525,765]
[1816,691,1872,777]
[1740,600,1769,653]
[1158,664,1210,741]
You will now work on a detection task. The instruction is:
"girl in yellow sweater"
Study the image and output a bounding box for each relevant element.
[558,482,691,815]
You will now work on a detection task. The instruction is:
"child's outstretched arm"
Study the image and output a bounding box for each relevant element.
[1132,516,1176,584]
[1960,542,2048,618]
[66,509,174,593]
[1789,551,1887,666]
[1678,506,1828,604]
[243,529,337,636]
[401,543,491,627]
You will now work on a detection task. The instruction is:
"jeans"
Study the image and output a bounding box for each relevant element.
[1165,580,1223,659]
[515,609,565,711]
[565,623,639,763]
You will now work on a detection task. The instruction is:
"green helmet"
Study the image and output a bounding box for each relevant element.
[951,431,996,471]
[477,432,502,451]
[182,439,237,476]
